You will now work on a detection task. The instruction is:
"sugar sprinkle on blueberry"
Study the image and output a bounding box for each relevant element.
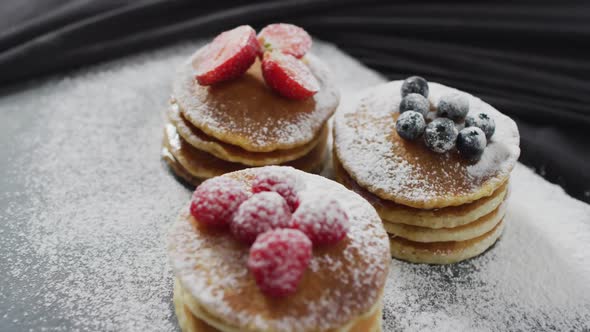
[401,76,429,98]
[424,118,458,153]
[399,93,430,117]
[465,112,495,139]
[395,76,496,160]
[436,93,469,122]
[396,111,426,141]
[457,127,487,161]
[437,93,469,122]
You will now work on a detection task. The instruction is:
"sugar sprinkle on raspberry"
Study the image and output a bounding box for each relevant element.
[262,50,319,100]
[189,177,249,227]
[252,169,302,212]
[291,194,350,246]
[248,229,312,297]
[230,192,292,244]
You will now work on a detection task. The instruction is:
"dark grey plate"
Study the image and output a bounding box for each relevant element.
[1,41,588,332]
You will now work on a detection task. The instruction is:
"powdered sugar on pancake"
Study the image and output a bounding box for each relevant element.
[3,38,587,332]
[334,81,520,207]
[383,164,590,331]
[167,166,390,331]
[174,54,339,152]
[427,86,520,179]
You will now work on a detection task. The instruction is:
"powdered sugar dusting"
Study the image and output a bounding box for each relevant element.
[428,84,520,179]
[174,53,339,151]
[334,81,520,205]
[247,228,312,297]
[252,168,304,212]
[0,44,193,331]
[231,191,292,243]
[291,192,350,245]
[1,37,588,331]
[383,164,590,331]
[168,166,390,331]
[191,176,249,227]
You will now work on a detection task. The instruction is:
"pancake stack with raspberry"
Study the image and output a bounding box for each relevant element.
[162,24,339,186]
[333,76,520,264]
[168,166,390,331]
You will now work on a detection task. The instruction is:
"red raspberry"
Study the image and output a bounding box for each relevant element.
[189,177,249,227]
[230,192,292,244]
[252,170,300,212]
[195,25,260,86]
[291,197,350,246]
[248,229,312,297]
[257,23,312,59]
[261,51,319,100]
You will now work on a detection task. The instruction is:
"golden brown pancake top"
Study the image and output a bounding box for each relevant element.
[334,81,520,209]
[168,167,390,331]
[167,103,325,166]
[174,54,339,152]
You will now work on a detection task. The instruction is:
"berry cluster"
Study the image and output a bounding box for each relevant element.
[194,24,319,100]
[395,76,496,161]
[189,170,349,297]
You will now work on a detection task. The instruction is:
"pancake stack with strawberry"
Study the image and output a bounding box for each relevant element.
[162,24,339,185]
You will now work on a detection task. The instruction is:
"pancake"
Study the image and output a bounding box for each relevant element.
[383,199,506,242]
[333,81,520,209]
[162,123,328,183]
[174,280,218,332]
[167,102,327,166]
[161,145,205,186]
[389,220,505,264]
[175,54,339,152]
[174,280,383,332]
[333,155,509,228]
[163,124,242,179]
[168,167,390,332]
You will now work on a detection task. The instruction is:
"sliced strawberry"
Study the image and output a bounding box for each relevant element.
[258,23,312,59]
[195,25,260,86]
[261,51,319,100]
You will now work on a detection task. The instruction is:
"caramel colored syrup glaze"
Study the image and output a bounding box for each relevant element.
[168,168,390,331]
[175,55,339,152]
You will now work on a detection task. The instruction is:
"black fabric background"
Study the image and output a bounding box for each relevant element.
[1,0,589,203]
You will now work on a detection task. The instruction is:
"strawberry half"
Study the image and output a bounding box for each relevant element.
[258,23,312,59]
[261,51,319,100]
[195,25,260,86]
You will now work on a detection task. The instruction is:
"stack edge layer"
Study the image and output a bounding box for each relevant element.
[173,280,384,332]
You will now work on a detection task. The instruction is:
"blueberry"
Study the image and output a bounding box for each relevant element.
[399,93,430,117]
[424,118,458,153]
[401,76,429,98]
[465,112,495,139]
[396,111,426,141]
[437,93,469,122]
[457,127,487,161]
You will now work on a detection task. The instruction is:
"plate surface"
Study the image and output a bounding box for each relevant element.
[1,41,588,331]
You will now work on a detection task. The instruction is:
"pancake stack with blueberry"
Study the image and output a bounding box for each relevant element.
[162,24,339,186]
[333,76,520,264]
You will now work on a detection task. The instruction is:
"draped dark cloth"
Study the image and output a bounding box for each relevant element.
[1,0,588,202]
